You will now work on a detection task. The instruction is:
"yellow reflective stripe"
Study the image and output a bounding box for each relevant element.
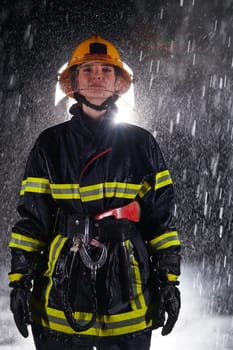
[32,300,152,336]
[8,273,24,283]
[44,235,68,305]
[9,232,46,253]
[167,273,179,282]
[20,179,143,201]
[50,184,80,199]
[138,181,151,198]
[80,183,104,201]
[80,182,141,202]
[155,170,173,190]
[149,231,180,251]
[20,177,51,196]
[127,241,146,311]
[32,237,151,336]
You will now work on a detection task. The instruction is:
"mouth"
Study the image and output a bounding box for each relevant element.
[78,87,114,95]
[88,84,106,88]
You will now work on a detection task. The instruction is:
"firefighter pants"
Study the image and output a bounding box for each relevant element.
[32,325,152,350]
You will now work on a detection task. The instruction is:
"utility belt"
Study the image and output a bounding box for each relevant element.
[53,201,141,333]
[57,200,140,243]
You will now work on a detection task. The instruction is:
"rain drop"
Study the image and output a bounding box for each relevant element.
[139,50,143,62]
[24,24,31,41]
[219,77,223,89]
[149,74,154,90]
[149,60,153,73]
[202,85,206,97]
[169,120,174,134]
[223,255,227,268]
[224,74,227,88]
[160,8,164,20]
[194,223,197,236]
[219,207,223,220]
[219,225,223,238]
[191,120,196,136]
[192,53,196,66]
[214,19,218,31]
[170,40,174,53]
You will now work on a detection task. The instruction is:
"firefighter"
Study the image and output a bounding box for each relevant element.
[8,35,181,350]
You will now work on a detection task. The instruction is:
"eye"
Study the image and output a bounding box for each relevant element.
[82,67,92,73]
[102,67,114,73]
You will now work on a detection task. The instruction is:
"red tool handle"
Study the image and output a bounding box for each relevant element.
[95,201,140,222]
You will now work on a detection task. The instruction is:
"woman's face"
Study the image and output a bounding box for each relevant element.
[77,62,118,105]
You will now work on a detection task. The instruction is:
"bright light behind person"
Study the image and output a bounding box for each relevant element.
[115,62,135,123]
[55,62,135,123]
[55,62,67,106]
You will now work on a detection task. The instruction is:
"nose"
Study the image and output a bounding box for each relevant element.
[92,67,102,80]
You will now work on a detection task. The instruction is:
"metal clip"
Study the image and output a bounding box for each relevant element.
[70,236,82,253]
[91,265,98,281]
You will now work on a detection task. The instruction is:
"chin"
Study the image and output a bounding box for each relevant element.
[85,92,113,101]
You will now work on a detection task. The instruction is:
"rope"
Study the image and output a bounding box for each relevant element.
[62,234,107,332]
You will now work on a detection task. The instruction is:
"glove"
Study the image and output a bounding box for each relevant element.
[10,275,32,338]
[158,284,181,336]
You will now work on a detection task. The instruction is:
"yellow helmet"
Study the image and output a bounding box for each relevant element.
[58,35,132,99]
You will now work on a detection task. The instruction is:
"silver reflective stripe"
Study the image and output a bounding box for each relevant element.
[20,177,50,195]
[155,170,173,190]
[149,231,180,251]
[45,312,146,330]
[9,232,46,252]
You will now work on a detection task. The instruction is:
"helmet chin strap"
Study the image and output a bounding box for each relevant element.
[73,92,119,111]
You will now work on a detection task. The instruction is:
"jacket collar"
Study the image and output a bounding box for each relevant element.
[69,103,118,137]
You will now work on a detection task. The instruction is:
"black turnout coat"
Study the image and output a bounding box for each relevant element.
[9,104,180,338]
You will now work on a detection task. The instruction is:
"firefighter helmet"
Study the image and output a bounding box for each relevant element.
[58,35,132,99]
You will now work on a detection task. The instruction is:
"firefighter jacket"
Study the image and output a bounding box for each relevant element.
[8,104,181,337]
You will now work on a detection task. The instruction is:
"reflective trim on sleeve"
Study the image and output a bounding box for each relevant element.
[149,231,180,252]
[9,232,46,253]
[155,170,173,190]
[20,177,51,196]
[8,273,24,283]
[167,273,179,282]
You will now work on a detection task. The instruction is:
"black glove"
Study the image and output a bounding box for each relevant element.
[10,275,32,338]
[158,284,181,336]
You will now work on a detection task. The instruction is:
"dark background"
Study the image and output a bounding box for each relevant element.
[1,0,233,315]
